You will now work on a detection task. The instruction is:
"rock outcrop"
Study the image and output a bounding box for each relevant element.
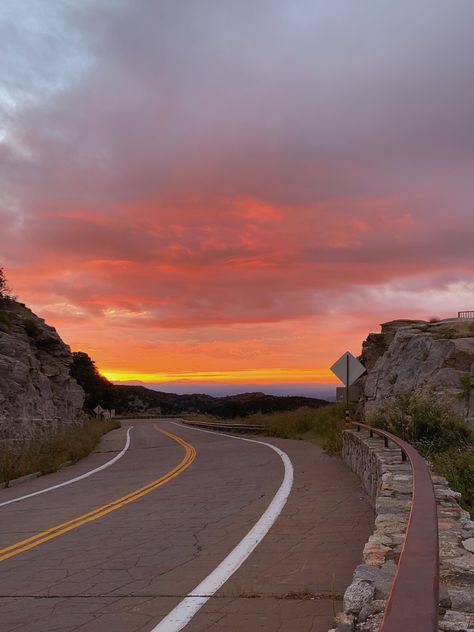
[355,318,474,426]
[0,298,84,441]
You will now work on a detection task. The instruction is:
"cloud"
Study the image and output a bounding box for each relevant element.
[1,0,473,379]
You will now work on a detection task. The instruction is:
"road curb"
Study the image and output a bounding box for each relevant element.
[4,471,41,488]
[2,460,75,490]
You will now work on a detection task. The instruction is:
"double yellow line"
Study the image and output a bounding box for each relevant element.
[0,424,196,562]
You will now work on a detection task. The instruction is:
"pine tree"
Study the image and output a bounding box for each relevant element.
[70,351,115,413]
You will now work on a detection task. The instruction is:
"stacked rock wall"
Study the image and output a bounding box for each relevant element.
[330,429,474,632]
[0,298,84,441]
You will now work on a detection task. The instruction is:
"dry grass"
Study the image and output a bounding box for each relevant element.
[0,418,121,487]
[230,404,348,454]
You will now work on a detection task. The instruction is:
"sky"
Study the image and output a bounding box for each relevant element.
[1,1,473,396]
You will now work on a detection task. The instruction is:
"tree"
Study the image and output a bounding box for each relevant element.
[70,351,115,413]
[0,267,11,298]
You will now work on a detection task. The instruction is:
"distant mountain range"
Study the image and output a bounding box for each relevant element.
[115,380,336,400]
[113,384,328,419]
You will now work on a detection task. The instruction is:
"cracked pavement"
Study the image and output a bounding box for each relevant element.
[0,420,373,631]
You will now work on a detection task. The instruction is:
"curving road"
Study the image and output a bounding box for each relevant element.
[0,419,373,632]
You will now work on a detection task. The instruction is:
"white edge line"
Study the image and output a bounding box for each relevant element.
[150,420,294,632]
[0,426,133,508]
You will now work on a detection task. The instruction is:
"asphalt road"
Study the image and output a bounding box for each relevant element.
[0,419,373,632]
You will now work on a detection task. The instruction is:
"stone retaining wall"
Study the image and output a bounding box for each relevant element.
[329,429,474,632]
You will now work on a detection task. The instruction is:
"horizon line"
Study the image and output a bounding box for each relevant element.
[101,368,338,384]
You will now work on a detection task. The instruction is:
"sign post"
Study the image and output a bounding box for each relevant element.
[330,352,366,421]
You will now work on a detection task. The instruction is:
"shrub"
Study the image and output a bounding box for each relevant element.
[260,407,316,438]
[367,390,474,515]
[0,418,120,486]
[459,376,473,402]
[295,404,348,453]
[235,404,347,454]
[367,390,471,455]
[432,449,474,516]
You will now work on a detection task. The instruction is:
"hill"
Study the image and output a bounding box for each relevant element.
[113,385,328,418]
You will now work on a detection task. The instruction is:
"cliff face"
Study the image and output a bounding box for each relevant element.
[0,298,84,440]
[356,318,474,426]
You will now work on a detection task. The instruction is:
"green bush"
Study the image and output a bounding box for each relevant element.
[367,390,474,515]
[367,391,471,455]
[459,376,473,402]
[432,449,474,516]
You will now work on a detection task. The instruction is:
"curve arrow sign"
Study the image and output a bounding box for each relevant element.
[330,352,366,387]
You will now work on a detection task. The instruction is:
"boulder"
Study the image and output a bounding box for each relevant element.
[343,580,375,615]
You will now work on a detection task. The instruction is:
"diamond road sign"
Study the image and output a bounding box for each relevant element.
[330,352,366,386]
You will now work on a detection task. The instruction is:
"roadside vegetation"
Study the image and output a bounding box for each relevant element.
[0,417,120,487]
[247,404,348,454]
[70,351,115,414]
[367,391,474,516]
[188,404,348,454]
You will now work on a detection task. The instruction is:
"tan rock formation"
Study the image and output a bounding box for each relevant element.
[0,298,84,441]
[355,318,474,426]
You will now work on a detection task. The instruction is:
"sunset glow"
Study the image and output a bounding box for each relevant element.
[1,2,473,395]
[102,368,336,385]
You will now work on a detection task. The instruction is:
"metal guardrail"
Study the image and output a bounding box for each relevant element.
[458,310,474,319]
[181,420,266,433]
[351,421,439,632]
